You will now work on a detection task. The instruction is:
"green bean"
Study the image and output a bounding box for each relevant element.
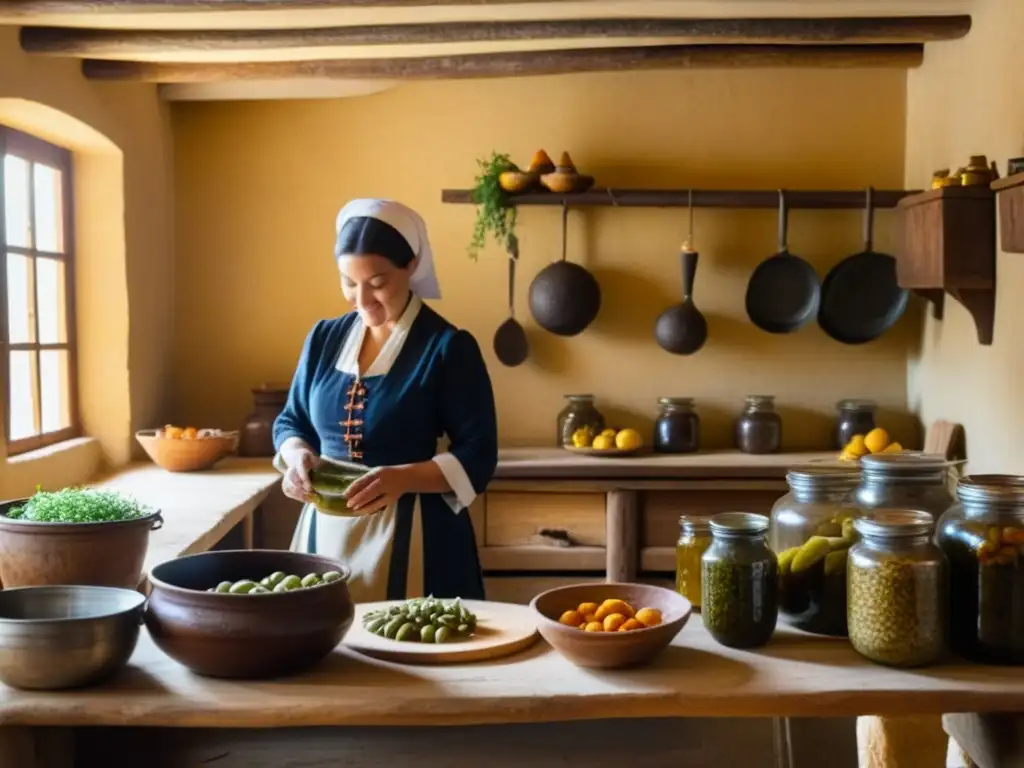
[361,596,478,643]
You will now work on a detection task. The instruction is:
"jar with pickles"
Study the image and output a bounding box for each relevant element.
[770,464,862,637]
[701,512,778,648]
[557,394,606,448]
[856,453,955,519]
[676,516,711,608]
[848,510,947,668]
[937,475,1024,665]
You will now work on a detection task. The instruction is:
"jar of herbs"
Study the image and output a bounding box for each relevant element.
[556,394,606,448]
[735,395,782,454]
[848,509,947,668]
[676,516,712,608]
[770,464,862,637]
[834,399,877,450]
[937,475,1024,665]
[654,397,700,454]
[702,512,778,648]
[856,452,955,520]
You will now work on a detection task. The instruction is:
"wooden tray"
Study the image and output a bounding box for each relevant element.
[563,446,646,458]
[345,600,540,665]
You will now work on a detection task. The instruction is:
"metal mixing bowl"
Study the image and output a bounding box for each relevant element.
[0,585,145,690]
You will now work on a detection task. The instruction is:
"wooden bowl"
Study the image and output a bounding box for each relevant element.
[530,582,691,669]
[0,498,163,589]
[540,170,595,194]
[136,429,237,472]
[498,169,540,194]
[145,549,354,679]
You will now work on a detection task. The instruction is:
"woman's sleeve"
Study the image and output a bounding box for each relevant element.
[272,321,324,456]
[432,329,499,513]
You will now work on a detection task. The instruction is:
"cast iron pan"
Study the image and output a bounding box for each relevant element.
[817,188,909,345]
[745,191,821,334]
[493,237,529,367]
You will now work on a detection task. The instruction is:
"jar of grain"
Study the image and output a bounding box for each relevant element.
[856,453,955,518]
[676,515,711,609]
[937,475,1024,665]
[701,512,778,648]
[654,397,700,454]
[770,464,862,637]
[834,399,877,450]
[735,395,782,454]
[848,509,947,668]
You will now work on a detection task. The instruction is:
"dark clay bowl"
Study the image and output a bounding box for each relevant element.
[530,582,691,669]
[145,549,354,679]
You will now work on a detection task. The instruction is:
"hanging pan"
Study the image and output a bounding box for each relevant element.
[817,187,909,345]
[744,190,821,334]
[493,237,529,367]
[654,191,708,355]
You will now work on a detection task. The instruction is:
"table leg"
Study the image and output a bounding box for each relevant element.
[241,510,255,550]
[606,490,639,583]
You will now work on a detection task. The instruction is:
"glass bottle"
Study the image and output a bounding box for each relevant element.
[856,452,955,519]
[735,395,782,454]
[770,464,862,636]
[834,399,877,450]
[654,397,700,454]
[848,509,947,668]
[937,475,1024,665]
[676,515,711,608]
[556,394,605,448]
[701,512,778,648]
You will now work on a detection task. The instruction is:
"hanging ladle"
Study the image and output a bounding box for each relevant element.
[493,236,529,367]
[654,191,708,355]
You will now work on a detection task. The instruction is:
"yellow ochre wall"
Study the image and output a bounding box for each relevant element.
[173,68,918,449]
[0,27,174,496]
[906,0,1024,473]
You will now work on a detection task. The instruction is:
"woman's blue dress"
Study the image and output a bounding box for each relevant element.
[272,295,498,602]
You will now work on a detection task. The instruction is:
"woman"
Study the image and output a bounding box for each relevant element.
[272,198,498,604]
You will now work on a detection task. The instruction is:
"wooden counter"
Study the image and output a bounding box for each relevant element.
[1,621,1022,729]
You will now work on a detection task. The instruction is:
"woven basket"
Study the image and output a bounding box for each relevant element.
[136,429,238,472]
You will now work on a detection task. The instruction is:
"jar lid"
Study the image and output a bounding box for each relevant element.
[709,511,769,536]
[659,396,695,407]
[860,452,952,474]
[678,514,711,533]
[836,398,877,410]
[564,394,595,401]
[957,474,1024,505]
[745,394,775,403]
[854,508,934,539]
[786,464,861,491]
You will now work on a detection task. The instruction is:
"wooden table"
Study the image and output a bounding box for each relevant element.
[1,619,1021,766]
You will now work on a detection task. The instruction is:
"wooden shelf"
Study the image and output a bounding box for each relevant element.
[992,171,1024,254]
[441,188,917,210]
[896,185,996,345]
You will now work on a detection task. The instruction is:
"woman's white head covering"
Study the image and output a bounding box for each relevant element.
[334,198,441,300]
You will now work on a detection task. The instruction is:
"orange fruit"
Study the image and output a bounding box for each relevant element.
[584,621,604,632]
[602,613,628,632]
[576,602,599,617]
[559,610,584,627]
[635,607,663,627]
[619,618,645,631]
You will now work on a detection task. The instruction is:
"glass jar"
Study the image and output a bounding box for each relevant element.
[735,395,782,454]
[654,397,700,454]
[835,399,877,450]
[676,516,711,608]
[937,475,1024,665]
[770,464,862,636]
[701,512,778,648]
[556,394,605,448]
[848,509,947,668]
[856,452,955,519]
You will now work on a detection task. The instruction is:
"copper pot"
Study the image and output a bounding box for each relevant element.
[238,385,288,458]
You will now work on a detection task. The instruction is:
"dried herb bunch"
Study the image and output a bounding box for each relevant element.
[468,151,518,260]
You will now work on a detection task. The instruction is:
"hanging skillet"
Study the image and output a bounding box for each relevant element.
[745,190,820,334]
[528,203,602,337]
[492,237,529,367]
[817,187,909,345]
[654,191,708,355]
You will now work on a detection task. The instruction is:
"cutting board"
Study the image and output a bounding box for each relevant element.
[344,599,540,665]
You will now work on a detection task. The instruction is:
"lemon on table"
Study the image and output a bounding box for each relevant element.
[864,427,890,454]
[615,428,643,451]
[592,433,615,451]
[882,441,903,453]
[599,428,616,439]
[838,450,860,462]
[844,434,869,457]
[571,427,594,448]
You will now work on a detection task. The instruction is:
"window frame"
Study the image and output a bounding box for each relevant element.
[0,125,81,456]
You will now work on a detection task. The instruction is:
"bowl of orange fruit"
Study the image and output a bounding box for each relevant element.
[136,425,238,473]
[529,582,692,669]
[838,427,903,463]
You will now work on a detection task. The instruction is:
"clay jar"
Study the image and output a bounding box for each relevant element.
[239,385,288,458]
[735,395,782,455]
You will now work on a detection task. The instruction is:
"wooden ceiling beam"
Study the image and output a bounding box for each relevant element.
[0,0,561,14]
[20,16,970,57]
[80,43,925,82]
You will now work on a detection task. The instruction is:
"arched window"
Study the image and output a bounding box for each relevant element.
[0,125,78,455]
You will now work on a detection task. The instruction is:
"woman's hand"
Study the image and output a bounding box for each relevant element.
[280,445,317,503]
[345,466,412,515]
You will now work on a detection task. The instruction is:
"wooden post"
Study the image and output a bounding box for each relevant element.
[606,490,638,583]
